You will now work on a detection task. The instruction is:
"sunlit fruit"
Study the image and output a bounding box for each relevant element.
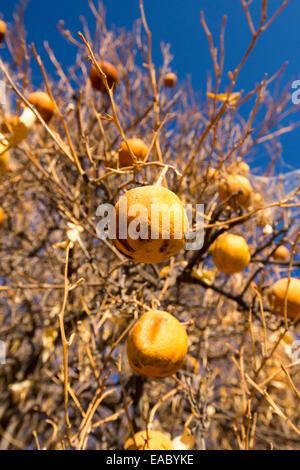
[27,91,55,123]
[112,185,188,263]
[126,309,188,378]
[1,94,54,153]
[0,207,4,224]
[0,20,6,43]
[218,174,252,208]
[89,60,119,93]
[124,430,174,450]
[238,161,250,174]
[273,245,289,261]
[268,278,300,320]
[253,192,263,208]
[211,233,250,274]
[164,73,177,88]
[5,107,37,150]
[118,138,148,168]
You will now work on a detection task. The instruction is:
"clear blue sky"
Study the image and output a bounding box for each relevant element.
[0,0,299,172]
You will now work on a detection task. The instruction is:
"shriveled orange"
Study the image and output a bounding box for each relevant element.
[164,73,177,88]
[273,245,289,261]
[89,60,118,93]
[124,430,173,450]
[211,233,250,274]
[113,185,188,263]
[218,174,252,208]
[268,278,300,320]
[0,20,6,43]
[118,138,148,168]
[27,91,55,123]
[126,309,188,378]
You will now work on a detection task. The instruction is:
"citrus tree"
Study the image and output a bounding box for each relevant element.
[1,0,300,450]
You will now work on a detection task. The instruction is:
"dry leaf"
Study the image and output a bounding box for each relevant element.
[207,91,241,108]
[9,380,32,403]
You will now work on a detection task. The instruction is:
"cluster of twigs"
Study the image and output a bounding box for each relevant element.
[1,0,300,450]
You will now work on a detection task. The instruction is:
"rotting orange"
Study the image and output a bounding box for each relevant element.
[218,174,252,209]
[112,185,188,263]
[126,309,188,378]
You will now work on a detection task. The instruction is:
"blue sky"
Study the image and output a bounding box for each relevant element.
[0,0,299,172]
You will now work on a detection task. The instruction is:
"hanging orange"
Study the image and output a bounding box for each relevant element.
[268,278,300,320]
[164,73,177,88]
[27,92,55,123]
[218,174,252,209]
[211,233,250,274]
[126,309,188,378]
[89,60,119,93]
[113,185,188,263]
[118,138,148,168]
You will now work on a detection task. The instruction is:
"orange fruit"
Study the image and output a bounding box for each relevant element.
[27,92,55,123]
[0,20,6,43]
[164,73,177,88]
[113,185,188,263]
[253,192,263,207]
[126,309,188,378]
[0,207,4,225]
[238,161,250,174]
[124,430,173,450]
[89,60,118,93]
[273,245,289,261]
[218,174,252,209]
[211,233,250,274]
[268,278,300,320]
[118,138,148,168]
[0,115,19,134]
